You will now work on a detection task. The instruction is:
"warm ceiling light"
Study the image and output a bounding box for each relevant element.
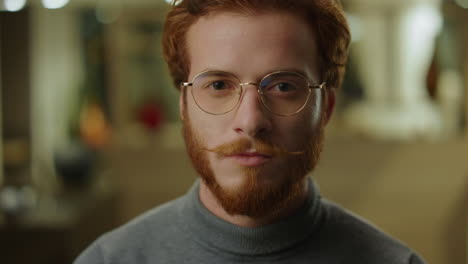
[41,0,69,9]
[4,0,27,12]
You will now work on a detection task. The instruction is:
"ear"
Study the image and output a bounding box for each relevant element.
[322,87,336,125]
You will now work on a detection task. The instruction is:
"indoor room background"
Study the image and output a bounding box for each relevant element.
[1,0,468,263]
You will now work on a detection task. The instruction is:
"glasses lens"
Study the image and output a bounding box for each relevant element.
[259,72,311,115]
[191,71,241,114]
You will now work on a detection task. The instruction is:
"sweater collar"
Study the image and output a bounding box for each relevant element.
[181,178,323,256]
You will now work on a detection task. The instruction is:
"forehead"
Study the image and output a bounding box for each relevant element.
[186,11,319,81]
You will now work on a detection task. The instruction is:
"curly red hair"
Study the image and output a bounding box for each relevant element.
[162,0,350,90]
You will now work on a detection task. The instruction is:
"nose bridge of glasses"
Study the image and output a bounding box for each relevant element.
[239,82,262,94]
[239,82,259,87]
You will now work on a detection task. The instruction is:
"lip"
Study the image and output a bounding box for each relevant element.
[227,152,272,166]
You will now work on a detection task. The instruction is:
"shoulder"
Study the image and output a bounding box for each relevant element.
[73,196,187,264]
[317,199,426,264]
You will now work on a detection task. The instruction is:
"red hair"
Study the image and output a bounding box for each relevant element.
[162,0,350,90]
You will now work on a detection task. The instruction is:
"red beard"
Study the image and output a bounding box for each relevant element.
[182,109,324,218]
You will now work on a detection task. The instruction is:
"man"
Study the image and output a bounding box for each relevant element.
[75,0,425,263]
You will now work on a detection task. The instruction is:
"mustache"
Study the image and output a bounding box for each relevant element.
[204,138,304,157]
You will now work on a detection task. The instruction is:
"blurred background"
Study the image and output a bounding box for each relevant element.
[0,0,467,263]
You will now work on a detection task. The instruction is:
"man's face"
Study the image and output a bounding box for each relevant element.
[181,11,329,218]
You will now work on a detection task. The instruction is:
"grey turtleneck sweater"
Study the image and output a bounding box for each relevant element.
[74,180,425,263]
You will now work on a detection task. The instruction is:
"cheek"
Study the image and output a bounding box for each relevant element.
[185,97,230,147]
[275,93,322,146]
[293,92,322,129]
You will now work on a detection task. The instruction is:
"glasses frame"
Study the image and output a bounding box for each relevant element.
[181,70,326,116]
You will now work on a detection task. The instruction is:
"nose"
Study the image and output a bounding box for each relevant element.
[231,84,272,137]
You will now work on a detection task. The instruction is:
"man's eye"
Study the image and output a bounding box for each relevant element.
[211,81,227,90]
[272,82,297,92]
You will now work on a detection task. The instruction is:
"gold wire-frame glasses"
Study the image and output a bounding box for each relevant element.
[181,70,326,116]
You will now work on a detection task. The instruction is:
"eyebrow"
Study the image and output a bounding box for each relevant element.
[197,68,314,82]
[271,68,310,79]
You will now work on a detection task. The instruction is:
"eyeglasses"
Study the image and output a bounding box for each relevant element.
[181,70,326,116]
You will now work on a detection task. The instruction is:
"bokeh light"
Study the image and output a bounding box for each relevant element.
[41,0,69,9]
[3,0,27,12]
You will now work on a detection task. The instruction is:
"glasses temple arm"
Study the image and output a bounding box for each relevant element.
[309,82,327,89]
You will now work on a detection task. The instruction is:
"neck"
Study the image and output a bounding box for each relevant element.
[199,178,309,228]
